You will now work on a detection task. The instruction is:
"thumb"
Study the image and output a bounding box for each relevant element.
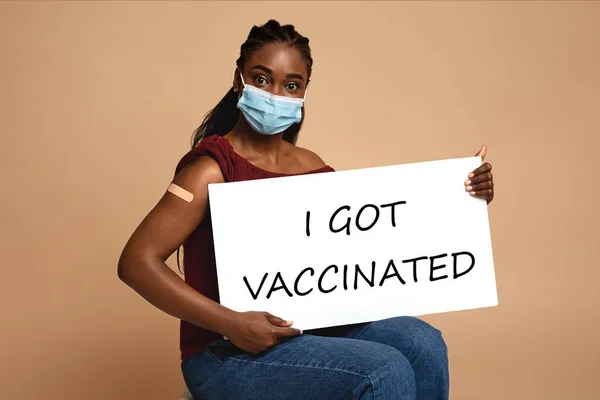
[475,144,487,160]
[264,313,292,327]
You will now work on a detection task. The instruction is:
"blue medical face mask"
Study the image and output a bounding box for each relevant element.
[236,73,307,135]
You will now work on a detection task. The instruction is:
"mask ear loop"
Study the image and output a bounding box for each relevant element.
[233,72,245,93]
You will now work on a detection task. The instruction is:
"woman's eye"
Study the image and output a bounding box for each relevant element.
[286,83,299,91]
[255,76,268,86]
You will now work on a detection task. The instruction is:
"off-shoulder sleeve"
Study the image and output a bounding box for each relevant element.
[174,135,236,181]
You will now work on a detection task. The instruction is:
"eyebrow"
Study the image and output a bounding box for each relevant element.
[250,64,305,81]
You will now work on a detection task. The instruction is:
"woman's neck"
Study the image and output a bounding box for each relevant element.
[227,118,286,163]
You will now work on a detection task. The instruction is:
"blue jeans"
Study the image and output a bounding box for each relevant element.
[181,316,449,399]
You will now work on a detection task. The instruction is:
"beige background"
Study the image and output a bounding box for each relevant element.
[1,1,599,399]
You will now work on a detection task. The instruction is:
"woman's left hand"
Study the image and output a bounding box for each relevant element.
[465,145,494,204]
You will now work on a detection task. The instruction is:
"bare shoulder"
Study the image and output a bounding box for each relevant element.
[172,155,225,194]
[289,144,327,170]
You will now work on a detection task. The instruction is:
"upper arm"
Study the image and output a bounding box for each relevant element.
[119,156,225,266]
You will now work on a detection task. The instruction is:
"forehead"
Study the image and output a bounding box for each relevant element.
[246,43,308,79]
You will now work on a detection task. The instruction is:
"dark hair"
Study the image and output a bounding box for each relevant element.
[177,20,313,275]
[190,19,313,148]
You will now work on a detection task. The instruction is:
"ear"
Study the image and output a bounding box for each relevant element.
[232,68,242,95]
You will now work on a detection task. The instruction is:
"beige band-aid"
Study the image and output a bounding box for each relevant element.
[167,183,194,203]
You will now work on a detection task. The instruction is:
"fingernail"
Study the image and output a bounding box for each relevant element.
[287,320,293,324]
[470,192,476,196]
[469,173,474,178]
[466,186,473,191]
[299,330,303,334]
[465,180,471,185]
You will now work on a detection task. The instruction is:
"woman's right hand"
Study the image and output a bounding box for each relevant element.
[224,311,303,354]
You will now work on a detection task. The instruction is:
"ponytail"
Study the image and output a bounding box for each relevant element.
[191,87,239,148]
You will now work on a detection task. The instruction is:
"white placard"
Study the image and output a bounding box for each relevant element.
[208,157,497,331]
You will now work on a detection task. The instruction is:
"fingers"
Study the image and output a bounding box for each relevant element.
[467,172,493,186]
[264,312,293,327]
[466,162,493,200]
[466,181,493,192]
[465,160,494,203]
[469,162,492,178]
[465,180,494,200]
[470,188,494,203]
[273,326,303,337]
[265,312,302,337]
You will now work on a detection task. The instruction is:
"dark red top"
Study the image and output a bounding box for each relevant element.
[174,135,335,360]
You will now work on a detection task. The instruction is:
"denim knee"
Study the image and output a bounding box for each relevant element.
[354,351,416,400]
[408,318,448,369]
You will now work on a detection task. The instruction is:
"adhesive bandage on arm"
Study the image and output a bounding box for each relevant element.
[167,183,194,203]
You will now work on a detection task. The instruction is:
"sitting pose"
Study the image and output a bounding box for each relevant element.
[118,19,495,400]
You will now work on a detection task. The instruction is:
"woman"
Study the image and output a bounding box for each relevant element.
[118,20,494,400]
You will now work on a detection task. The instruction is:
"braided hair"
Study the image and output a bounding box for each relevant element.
[191,20,313,148]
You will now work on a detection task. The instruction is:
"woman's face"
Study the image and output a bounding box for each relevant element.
[235,43,309,99]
